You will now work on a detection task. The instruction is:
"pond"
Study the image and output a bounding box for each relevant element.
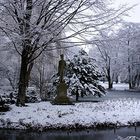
[0,127,140,140]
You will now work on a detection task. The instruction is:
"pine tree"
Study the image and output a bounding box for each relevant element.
[66,49,105,100]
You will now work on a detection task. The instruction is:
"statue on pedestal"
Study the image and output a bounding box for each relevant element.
[53,54,72,105]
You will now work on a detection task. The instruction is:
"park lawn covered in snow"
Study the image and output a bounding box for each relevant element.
[1,98,140,131]
[101,82,129,90]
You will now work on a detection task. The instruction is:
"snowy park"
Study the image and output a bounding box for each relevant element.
[1,88,140,140]
[1,83,140,131]
[1,96,140,130]
[0,0,140,140]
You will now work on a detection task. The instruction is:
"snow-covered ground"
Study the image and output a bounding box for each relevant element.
[0,83,140,131]
[1,98,140,131]
[101,82,129,90]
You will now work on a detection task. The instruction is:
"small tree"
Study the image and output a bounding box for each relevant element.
[51,49,105,101]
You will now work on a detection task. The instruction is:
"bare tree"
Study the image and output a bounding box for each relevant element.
[90,22,140,89]
[117,22,140,89]
[91,31,122,89]
[0,48,20,90]
[31,51,58,100]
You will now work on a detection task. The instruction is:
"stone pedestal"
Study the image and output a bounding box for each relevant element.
[53,82,72,105]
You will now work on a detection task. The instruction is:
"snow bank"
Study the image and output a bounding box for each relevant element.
[1,98,140,131]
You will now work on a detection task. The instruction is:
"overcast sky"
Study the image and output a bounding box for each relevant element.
[115,0,140,23]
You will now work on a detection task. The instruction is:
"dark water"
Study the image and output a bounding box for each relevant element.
[0,127,140,140]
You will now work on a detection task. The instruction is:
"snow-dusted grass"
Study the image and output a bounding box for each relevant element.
[1,98,140,131]
[101,82,129,90]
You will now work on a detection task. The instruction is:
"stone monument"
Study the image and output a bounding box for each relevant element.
[53,54,72,105]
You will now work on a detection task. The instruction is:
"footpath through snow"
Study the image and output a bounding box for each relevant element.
[1,98,140,131]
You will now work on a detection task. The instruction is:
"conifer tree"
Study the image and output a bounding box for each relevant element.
[66,50,105,100]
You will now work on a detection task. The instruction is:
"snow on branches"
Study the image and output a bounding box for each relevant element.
[50,49,105,100]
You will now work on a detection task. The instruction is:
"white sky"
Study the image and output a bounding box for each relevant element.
[68,0,140,52]
[115,0,140,23]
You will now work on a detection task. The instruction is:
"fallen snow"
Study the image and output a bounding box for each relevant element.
[1,98,140,130]
[101,83,129,90]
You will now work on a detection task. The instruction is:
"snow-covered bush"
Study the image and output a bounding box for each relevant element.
[0,87,40,106]
[0,92,16,105]
[50,49,105,100]
[14,87,41,103]
[0,92,15,112]
[25,87,41,103]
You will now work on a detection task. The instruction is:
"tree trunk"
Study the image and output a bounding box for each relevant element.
[106,64,113,89]
[108,80,113,89]
[76,92,79,101]
[128,64,132,89]
[115,74,118,84]
[16,48,33,106]
[76,87,79,101]
[107,72,113,89]
[16,55,29,106]
[16,0,33,106]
